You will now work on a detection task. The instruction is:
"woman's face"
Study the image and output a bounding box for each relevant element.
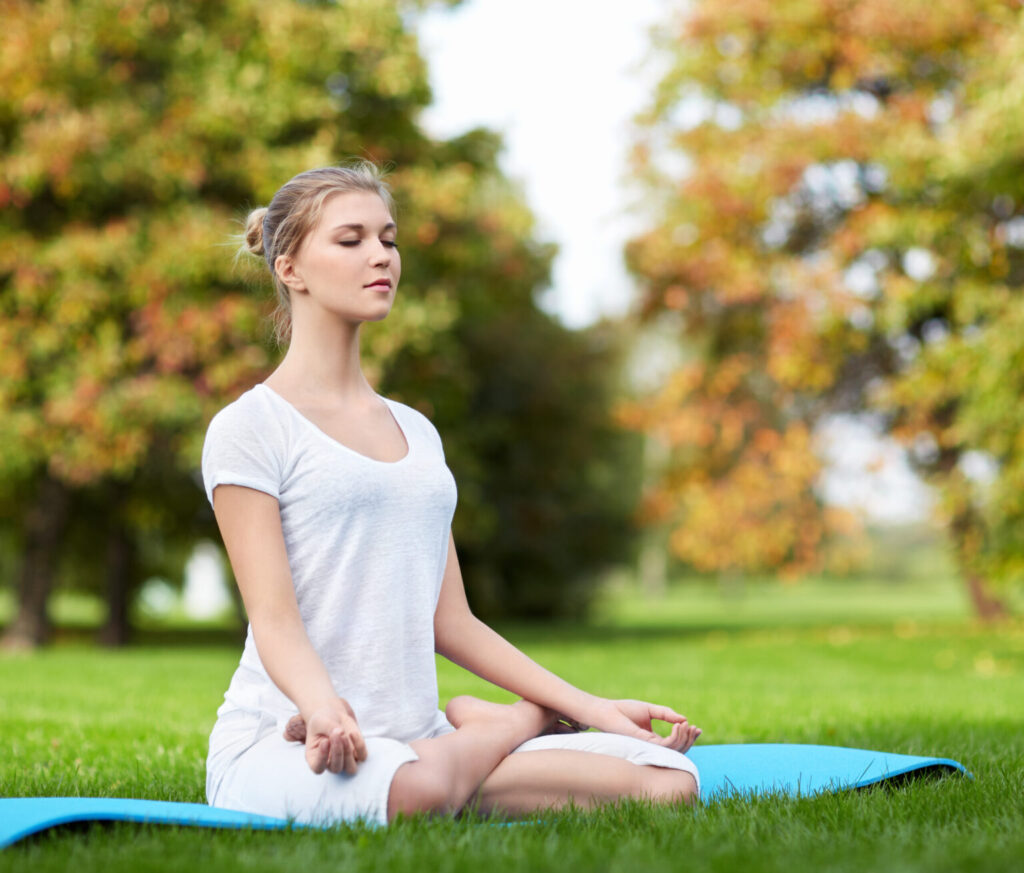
[278,190,401,325]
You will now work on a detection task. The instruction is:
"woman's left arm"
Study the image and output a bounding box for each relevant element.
[434,533,699,750]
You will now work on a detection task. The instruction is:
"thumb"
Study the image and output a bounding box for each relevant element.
[628,723,660,743]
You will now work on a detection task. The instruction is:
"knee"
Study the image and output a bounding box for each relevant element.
[387,761,456,820]
[641,766,699,806]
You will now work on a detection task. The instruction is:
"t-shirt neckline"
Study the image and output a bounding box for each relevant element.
[255,383,412,466]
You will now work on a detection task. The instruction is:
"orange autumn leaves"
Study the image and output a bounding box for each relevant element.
[621,356,848,577]
[625,0,1023,589]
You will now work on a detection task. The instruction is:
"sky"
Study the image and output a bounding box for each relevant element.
[413,0,933,526]
[415,0,662,329]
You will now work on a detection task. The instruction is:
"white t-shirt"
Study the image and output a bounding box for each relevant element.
[201,383,457,743]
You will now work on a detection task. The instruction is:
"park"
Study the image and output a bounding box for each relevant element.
[2,0,1023,870]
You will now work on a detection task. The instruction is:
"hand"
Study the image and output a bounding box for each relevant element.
[282,699,368,775]
[579,698,701,753]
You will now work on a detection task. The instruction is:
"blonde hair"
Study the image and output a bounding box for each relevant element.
[242,162,395,344]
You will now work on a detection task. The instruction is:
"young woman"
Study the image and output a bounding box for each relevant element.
[202,164,701,826]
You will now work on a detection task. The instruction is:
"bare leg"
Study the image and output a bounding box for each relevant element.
[385,695,556,821]
[284,703,696,821]
[469,749,698,817]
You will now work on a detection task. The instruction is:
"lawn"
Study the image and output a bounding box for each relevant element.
[1,576,1022,872]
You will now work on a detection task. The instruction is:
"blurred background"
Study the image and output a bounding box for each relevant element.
[2,0,1023,649]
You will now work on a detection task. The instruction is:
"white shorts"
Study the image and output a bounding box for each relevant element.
[207,709,700,826]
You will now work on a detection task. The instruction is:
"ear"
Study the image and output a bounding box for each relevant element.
[274,254,306,293]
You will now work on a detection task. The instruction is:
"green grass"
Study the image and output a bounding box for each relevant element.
[592,573,979,629]
[1,580,1023,872]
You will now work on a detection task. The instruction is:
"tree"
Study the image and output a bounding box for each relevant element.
[1,0,638,645]
[870,14,1024,616]
[626,0,1021,613]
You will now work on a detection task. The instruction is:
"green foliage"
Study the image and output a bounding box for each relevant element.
[0,0,639,630]
[628,0,1024,605]
[441,319,641,620]
[1,0,432,489]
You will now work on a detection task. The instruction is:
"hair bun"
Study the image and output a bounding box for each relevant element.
[244,207,269,256]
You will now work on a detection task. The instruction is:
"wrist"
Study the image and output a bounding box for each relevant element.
[567,692,607,726]
[298,693,345,722]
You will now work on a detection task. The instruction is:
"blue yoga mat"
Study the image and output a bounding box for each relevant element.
[685,743,967,801]
[0,743,967,848]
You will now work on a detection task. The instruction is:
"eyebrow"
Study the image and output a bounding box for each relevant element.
[331,222,397,232]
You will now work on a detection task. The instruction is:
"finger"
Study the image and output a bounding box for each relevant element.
[335,732,356,774]
[685,725,701,753]
[677,725,694,753]
[343,735,358,774]
[634,724,663,744]
[671,722,691,750]
[307,736,328,774]
[334,732,347,774]
[352,730,368,763]
[683,725,701,753]
[650,721,682,748]
[667,723,685,750]
[331,728,351,774]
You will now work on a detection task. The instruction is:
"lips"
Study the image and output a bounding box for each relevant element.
[366,279,392,289]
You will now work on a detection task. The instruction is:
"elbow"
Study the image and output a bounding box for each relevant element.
[248,604,306,652]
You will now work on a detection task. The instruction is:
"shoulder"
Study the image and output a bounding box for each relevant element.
[201,385,291,505]
[203,385,290,456]
[207,384,278,429]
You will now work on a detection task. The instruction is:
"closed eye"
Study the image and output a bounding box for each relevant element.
[338,240,400,248]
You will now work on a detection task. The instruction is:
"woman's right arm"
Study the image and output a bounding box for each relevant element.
[212,483,367,774]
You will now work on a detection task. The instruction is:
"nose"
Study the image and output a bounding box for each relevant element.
[371,240,391,267]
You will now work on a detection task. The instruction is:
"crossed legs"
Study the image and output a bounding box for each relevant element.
[469,748,697,817]
[386,696,697,822]
[386,696,550,819]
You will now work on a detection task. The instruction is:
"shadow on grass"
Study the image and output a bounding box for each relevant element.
[7,615,1000,651]
[29,622,729,649]
[487,618,980,646]
[20,623,248,649]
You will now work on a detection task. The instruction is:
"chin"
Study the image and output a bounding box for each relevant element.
[362,303,395,323]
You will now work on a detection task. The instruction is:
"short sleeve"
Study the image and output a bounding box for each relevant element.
[201,394,285,507]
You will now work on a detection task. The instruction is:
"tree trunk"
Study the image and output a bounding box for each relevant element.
[638,534,668,597]
[2,476,71,650]
[99,524,134,647]
[964,572,1009,621]
[638,434,669,597]
[949,505,1009,621]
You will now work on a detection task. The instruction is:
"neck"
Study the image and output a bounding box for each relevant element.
[268,312,373,403]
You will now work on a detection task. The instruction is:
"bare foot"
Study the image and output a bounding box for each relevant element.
[550,714,590,734]
[445,695,557,739]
